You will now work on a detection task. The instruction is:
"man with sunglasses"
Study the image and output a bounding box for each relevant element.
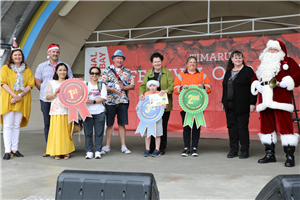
[101,50,135,154]
[35,43,73,157]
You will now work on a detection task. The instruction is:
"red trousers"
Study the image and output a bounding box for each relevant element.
[260,108,293,135]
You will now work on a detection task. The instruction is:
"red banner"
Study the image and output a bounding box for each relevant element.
[96,33,300,134]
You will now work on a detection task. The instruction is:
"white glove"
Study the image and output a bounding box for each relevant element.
[279,80,287,88]
[255,82,264,94]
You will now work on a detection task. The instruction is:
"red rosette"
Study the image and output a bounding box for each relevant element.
[58,78,91,123]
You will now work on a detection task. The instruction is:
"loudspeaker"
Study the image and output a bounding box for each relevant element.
[55,170,159,200]
[255,174,300,200]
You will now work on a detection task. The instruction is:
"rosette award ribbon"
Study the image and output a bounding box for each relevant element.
[135,96,164,137]
[179,85,209,128]
[58,78,91,123]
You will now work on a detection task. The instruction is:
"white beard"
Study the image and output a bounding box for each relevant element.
[256,51,285,81]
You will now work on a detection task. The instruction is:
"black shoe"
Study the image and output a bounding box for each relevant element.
[239,151,249,159]
[11,151,24,157]
[160,149,165,155]
[258,150,276,163]
[227,150,238,158]
[3,153,10,160]
[182,148,190,157]
[284,146,295,167]
[285,155,295,167]
[191,148,198,157]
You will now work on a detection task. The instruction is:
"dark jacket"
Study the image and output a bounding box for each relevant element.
[222,65,257,114]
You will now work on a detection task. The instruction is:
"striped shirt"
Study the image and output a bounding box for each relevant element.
[35,60,73,102]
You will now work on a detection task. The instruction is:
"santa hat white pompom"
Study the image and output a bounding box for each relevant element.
[283,63,289,70]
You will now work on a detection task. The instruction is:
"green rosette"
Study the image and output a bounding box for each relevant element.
[179,85,209,128]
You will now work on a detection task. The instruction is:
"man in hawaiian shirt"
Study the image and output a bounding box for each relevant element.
[101,50,135,154]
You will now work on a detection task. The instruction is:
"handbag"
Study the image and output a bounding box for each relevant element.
[71,120,83,135]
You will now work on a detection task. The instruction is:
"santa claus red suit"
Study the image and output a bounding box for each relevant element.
[251,39,300,167]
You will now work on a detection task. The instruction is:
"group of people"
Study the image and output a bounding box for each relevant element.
[1,38,299,167]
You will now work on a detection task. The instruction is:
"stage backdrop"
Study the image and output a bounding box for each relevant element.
[85,33,300,134]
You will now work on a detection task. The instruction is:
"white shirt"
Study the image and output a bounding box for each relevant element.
[86,82,107,115]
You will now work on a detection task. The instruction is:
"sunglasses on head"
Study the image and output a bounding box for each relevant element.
[90,72,100,75]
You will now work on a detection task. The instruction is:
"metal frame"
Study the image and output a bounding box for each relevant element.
[85,14,300,44]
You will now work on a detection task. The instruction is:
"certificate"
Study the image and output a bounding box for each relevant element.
[149,93,169,107]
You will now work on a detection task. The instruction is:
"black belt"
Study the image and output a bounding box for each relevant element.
[261,81,269,86]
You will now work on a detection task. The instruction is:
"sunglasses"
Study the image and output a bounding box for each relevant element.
[50,43,60,47]
[90,72,100,75]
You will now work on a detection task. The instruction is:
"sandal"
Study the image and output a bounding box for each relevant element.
[43,153,50,157]
[55,156,61,160]
[64,154,70,160]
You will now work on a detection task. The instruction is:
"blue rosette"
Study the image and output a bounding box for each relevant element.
[135,96,164,137]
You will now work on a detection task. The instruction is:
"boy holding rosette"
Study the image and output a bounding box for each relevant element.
[136,78,167,157]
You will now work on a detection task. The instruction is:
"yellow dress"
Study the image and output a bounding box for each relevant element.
[46,115,75,156]
[0,65,35,127]
[45,80,75,156]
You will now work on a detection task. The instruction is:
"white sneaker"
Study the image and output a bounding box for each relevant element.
[101,146,111,154]
[85,152,93,159]
[95,151,101,159]
[121,145,131,154]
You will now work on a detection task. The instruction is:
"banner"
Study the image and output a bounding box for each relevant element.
[84,47,110,82]
[85,33,300,134]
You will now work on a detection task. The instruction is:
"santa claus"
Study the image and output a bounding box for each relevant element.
[251,39,300,167]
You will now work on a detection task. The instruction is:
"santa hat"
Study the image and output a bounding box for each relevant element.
[266,39,289,70]
[47,43,60,52]
[47,43,60,59]
[146,77,160,88]
[11,37,21,52]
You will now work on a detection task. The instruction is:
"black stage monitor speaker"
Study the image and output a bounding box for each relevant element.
[255,174,300,200]
[55,170,159,200]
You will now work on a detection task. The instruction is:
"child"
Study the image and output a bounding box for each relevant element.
[136,78,167,157]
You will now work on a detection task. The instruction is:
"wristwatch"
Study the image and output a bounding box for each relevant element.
[93,100,96,104]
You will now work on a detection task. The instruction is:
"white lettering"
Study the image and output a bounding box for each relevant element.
[138,70,146,82]
[212,66,226,80]
[217,53,224,61]
[201,54,209,61]
[131,71,137,83]
[172,68,186,77]
[210,53,216,61]
[224,52,231,60]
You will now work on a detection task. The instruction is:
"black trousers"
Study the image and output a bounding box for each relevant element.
[150,111,170,152]
[225,101,250,153]
[40,100,51,143]
[180,111,201,149]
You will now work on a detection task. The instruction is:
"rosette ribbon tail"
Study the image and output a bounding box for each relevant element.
[135,121,147,137]
[68,108,78,123]
[184,112,194,128]
[147,122,156,138]
[77,104,92,122]
[194,112,206,128]
[183,112,206,129]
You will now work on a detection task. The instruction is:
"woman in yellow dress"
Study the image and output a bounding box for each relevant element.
[0,38,35,160]
[44,63,75,160]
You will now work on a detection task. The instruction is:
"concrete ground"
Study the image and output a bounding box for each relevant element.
[1,131,299,200]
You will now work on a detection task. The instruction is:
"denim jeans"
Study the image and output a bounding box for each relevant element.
[83,112,106,152]
[40,100,51,142]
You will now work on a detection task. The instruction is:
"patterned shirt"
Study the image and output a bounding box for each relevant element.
[101,64,134,105]
[35,60,73,102]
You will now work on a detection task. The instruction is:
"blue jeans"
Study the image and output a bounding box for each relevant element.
[40,100,51,143]
[83,112,106,152]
